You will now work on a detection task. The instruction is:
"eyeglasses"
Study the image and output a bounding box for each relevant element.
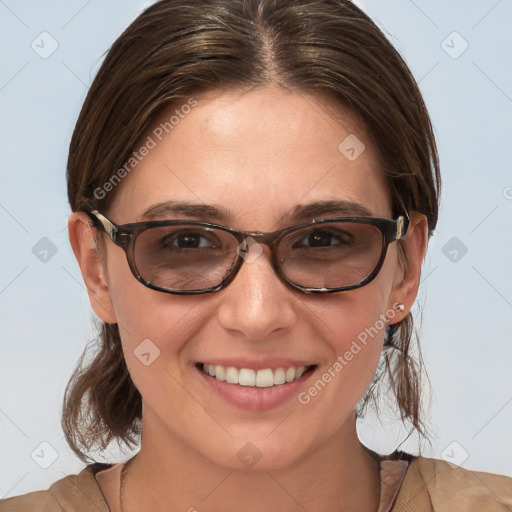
[87,210,409,295]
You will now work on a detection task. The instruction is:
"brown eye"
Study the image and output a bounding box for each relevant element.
[162,231,216,250]
[293,229,353,248]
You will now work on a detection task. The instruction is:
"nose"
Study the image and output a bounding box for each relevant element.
[215,244,298,341]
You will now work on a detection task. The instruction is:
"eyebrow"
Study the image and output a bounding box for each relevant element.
[139,199,373,224]
[285,200,373,223]
[140,201,234,222]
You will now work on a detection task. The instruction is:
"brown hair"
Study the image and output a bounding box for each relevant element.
[64,0,440,461]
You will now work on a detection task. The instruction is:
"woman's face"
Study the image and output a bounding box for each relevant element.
[77,86,423,470]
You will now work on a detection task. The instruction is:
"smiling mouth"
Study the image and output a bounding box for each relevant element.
[196,363,317,388]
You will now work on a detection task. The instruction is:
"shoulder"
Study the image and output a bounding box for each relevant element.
[0,464,110,512]
[392,455,512,512]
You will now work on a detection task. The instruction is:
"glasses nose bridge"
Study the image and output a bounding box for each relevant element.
[234,230,284,279]
[229,229,289,293]
[240,229,281,247]
[238,230,283,265]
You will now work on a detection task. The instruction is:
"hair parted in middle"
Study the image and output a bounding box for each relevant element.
[63,0,440,462]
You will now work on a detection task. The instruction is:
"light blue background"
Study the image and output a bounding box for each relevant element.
[1,0,511,498]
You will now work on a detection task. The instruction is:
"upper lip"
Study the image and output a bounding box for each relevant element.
[197,358,316,371]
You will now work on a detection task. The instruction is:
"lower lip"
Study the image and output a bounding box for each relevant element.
[195,365,316,411]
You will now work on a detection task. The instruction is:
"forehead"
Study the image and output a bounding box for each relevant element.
[110,86,391,227]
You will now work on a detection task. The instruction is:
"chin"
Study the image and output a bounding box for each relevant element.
[193,429,319,473]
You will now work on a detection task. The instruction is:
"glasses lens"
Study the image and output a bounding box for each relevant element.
[278,222,384,289]
[134,225,238,291]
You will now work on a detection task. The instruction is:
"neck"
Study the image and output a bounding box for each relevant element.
[123,410,382,511]
[123,409,381,512]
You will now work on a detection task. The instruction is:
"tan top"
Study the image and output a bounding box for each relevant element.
[93,456,409,512]
[1,454,511,511]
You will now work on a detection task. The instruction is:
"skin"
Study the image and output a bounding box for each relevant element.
[69,85,428,511]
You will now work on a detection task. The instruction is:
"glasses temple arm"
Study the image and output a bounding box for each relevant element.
[396,212,411,239]
[89,210,118,240]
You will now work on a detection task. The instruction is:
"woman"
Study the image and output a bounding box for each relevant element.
[1,0,510,511]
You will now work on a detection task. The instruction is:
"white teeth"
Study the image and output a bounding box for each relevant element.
[225,366,238,384]
[273,367,286,385]
[255,369,274,388]
[238,368,255,386]
[201,364,311,387]
[285,367,296,383]
[215,365,226,381]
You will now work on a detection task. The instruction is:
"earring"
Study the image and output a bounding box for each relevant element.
[394,303,405,311]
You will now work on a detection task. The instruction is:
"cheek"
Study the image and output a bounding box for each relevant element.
[104,245,197,342]
[299,263,399,419]
[104,250,205,374]
[315,242,399,357]
[112,285,204,363]
[112,289,211,424]
[324,292,388,379]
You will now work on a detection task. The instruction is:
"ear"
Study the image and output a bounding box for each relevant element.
[388,212,429,322]
[68,212,117,324]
